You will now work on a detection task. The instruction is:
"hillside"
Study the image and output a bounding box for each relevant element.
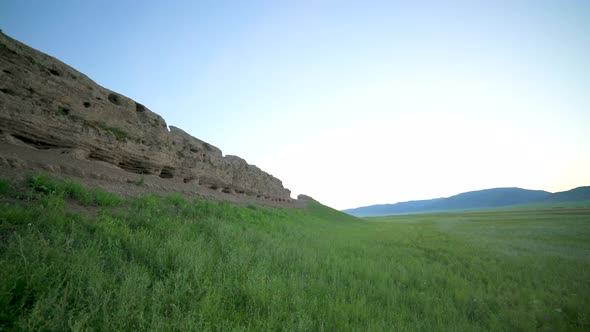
[543,186,590,202]
[343,187,551,217]
[342,198,445,217]
[427,187,550,210]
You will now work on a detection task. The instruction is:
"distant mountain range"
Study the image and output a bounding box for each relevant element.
[342,186,590,217]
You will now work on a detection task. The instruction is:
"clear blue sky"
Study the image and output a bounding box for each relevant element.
[1,1,589,209]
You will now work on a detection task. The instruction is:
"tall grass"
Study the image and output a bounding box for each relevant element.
[26,174,122,206]
[0,175,588,330]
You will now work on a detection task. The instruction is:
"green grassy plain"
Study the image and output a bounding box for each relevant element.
[1,175,589,331]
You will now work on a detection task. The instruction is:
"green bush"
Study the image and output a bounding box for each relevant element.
[26,174,57,194]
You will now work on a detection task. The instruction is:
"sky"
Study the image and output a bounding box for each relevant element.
[1,1,589,209]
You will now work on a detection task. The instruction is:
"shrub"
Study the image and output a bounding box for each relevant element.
[26,174,55,194]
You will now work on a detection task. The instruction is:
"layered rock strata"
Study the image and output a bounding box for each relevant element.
[0,32,293,203]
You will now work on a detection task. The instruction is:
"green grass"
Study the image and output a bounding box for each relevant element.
[25,174,122,206]
[1,176,589,330]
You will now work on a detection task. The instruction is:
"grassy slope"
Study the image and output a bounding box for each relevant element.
[1,176,589,331]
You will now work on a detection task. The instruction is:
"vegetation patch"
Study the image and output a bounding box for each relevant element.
[0,179,9,195]
[98,121,128,141]
[55,106,70,116]
[26,174,122,206]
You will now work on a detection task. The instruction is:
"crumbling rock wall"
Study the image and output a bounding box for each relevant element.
[0,32,292,202]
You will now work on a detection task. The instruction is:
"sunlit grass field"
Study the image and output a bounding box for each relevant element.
[1,175,589,330]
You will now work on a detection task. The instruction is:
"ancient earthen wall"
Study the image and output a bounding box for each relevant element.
[0,32,292,202]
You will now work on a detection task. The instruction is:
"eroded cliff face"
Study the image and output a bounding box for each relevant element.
[0,32,293,204]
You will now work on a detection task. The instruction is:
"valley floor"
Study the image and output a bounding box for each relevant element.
[1,175,589,330]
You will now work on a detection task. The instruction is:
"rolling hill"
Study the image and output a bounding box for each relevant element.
[343,186,590,217]
[542,186,590,202]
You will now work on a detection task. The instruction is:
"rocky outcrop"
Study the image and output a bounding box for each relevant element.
[0,31,293,203]
[297,194,316,201]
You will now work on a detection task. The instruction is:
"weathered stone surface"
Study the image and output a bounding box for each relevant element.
[297,194,316,201]
[0,32,293,203]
